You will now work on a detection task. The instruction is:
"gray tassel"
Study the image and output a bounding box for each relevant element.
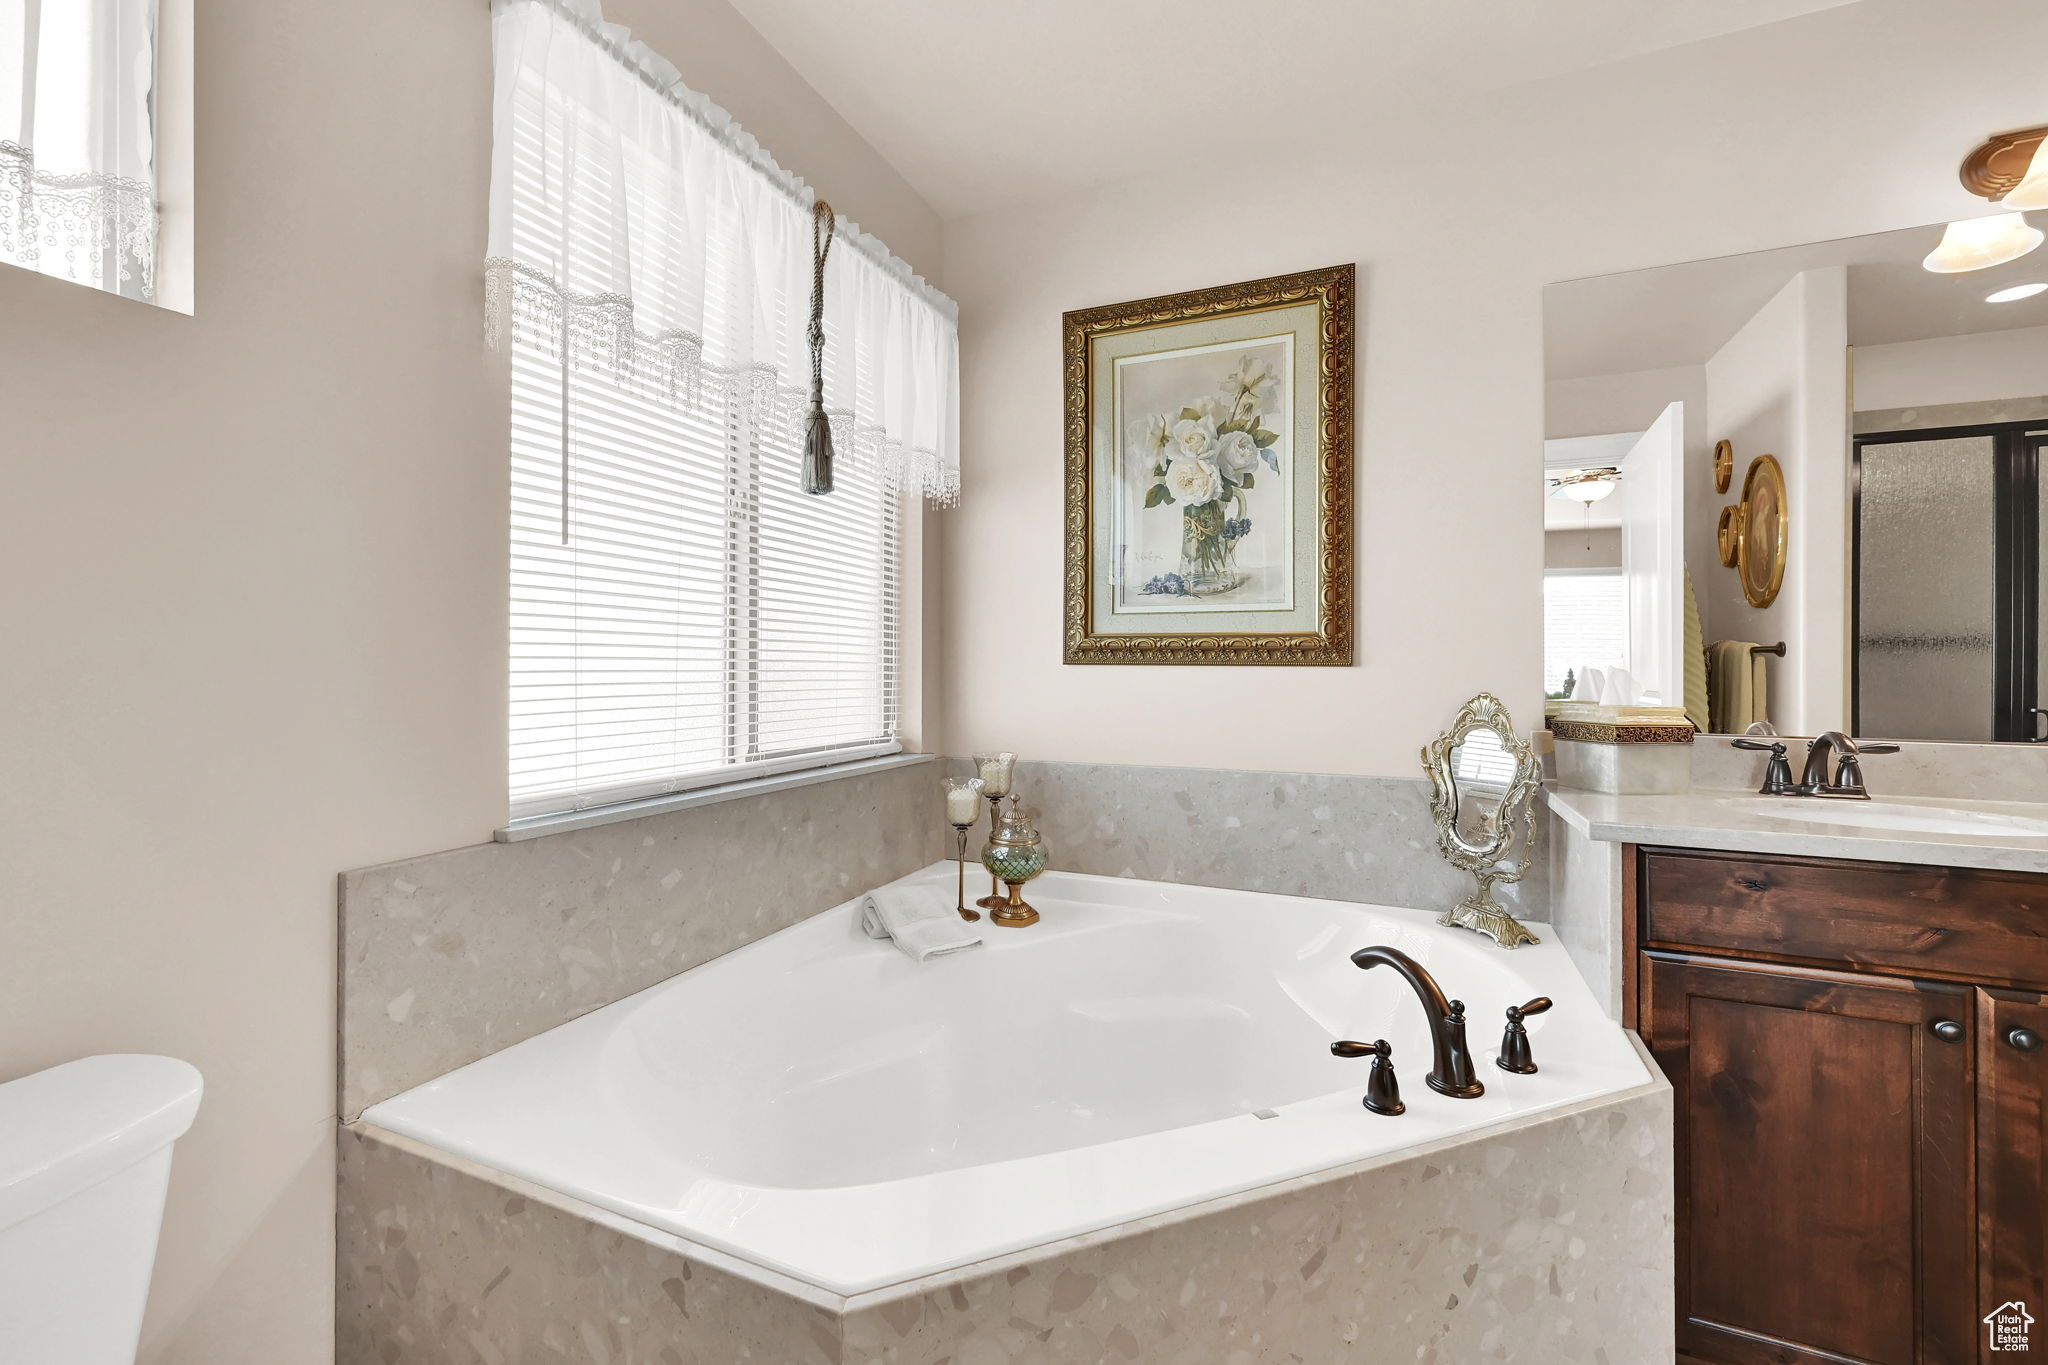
[804,202,835,496]
[802,376,833,496]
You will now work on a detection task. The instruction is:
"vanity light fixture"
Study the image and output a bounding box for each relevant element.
[1921,212,2043,274]
[1547,468,1619,505]
[1961,123,2048,203]
[2007,149,2048,211]
[1932,124,2048,274]
[1987,281,2048,303]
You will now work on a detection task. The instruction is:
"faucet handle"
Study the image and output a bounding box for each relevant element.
[1497,997,1553,1075]
[1733,738,1796,795]
[1332,1039,1404,1115]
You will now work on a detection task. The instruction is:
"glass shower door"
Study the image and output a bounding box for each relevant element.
[1855,436,1998,741]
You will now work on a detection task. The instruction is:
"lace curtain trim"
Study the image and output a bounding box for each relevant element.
[487,258,959,505]
[0,140,156,300]
[507,0,955,326]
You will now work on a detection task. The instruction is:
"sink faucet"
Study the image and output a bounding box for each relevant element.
[1795,731,1899,800]
[1348,946,1484,1098]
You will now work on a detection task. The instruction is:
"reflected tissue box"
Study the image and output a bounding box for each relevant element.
[1545,704,1695,795]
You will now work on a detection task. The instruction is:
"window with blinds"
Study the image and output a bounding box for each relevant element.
[505,120,900,819]
[1542,569,1628,697]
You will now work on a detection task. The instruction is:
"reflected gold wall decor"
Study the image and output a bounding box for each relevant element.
[1063,265,1354,665]
[1737,454,1787,607]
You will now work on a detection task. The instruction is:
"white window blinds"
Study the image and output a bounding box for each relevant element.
[491,0,953,818]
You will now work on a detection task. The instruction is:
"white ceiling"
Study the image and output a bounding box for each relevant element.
[1546,219,2048,379]
[729,0,1862,222]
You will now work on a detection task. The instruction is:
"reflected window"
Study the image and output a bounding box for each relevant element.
[1543,569,1628,698]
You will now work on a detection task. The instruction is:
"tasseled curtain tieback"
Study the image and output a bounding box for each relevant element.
[803,200,835,495]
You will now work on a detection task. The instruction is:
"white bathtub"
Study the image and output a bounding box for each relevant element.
[363,863,1653,1296]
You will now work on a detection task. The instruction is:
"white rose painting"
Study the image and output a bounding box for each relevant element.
[1112,335,1293,613]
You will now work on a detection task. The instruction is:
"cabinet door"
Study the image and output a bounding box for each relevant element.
[1980,988,2048,1360]
[1643,952,1977,1365]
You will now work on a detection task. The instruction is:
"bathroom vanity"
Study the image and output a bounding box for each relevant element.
[1548,773,2048,1365]
[1635,844,2046,1364]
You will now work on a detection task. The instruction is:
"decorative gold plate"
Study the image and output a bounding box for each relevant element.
[1713,439,1733,494]
[1736,455,1787,608]
[1716,504,1742,568]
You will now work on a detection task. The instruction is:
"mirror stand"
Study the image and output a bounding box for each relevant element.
[1422,693,1542,950]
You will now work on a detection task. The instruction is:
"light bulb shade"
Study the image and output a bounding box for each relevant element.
[1923,212,2044,274]
[2002,137,2048,212]
[1549,470,1618,505]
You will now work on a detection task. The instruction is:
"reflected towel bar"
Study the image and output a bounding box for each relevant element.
[1751,642,1787,657]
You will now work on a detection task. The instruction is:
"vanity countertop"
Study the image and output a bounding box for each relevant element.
[1544,784,2048,875]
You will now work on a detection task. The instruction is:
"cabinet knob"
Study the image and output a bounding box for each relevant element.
[2009,1027,2043,1052]
[1931,1019,1966,1043]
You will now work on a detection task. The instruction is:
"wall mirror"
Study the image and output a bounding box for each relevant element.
[1543,218,2048,743]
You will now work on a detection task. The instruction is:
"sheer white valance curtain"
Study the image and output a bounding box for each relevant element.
[484,0,960,503]
[0,0,158,300]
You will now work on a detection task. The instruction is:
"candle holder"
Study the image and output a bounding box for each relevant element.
[971,751,1016,913]
[942,777,984,922]
[982,803,1048,927]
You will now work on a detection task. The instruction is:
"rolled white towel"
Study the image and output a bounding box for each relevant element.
[860,885,982,962]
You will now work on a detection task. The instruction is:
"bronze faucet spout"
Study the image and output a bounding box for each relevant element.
[1349,946,1484,1099]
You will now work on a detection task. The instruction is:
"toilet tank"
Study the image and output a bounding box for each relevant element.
[0,1055,204,1365]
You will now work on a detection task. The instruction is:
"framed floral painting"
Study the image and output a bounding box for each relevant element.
[1062,264,1354,664]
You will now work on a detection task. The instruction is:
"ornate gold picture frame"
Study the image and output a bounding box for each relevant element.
[1062,264,1354,665]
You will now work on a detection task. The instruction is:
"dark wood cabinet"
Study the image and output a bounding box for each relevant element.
[1634,846,2048,1365]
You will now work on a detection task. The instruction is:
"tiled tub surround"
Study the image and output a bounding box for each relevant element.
[339,868,1668,1361]
[338,758,945,1118]
[358,867,1645,1294]
[954,757,1549,925]
[340,1073,1671,1365]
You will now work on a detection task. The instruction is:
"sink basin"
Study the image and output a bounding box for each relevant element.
[1716,797,2048,839]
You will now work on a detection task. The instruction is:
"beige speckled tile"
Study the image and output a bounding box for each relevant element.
[337,1059,1673,1364]
[339,761,945,1117]
[960,757,1550,926]
[338,1124,847,1365]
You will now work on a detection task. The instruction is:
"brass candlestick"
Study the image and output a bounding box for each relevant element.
[975,793,1009,913]
[942,775,984,922]
[971,751,1016,913]
[952,824,980,922]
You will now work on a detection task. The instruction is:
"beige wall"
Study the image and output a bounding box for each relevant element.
[7,0,2048,1361]
[0,2,939,1362]
[1700,269,1849,731]
[1546,528,1624,571]
[936,0,2032,773]
[1853,322,2048,412]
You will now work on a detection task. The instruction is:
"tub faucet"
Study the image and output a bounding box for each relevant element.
[1348,946,1484,1099]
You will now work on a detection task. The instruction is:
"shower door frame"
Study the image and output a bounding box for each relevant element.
[1851,419,2046,743]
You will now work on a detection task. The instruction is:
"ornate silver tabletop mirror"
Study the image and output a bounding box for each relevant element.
[1421,693,1541,949]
